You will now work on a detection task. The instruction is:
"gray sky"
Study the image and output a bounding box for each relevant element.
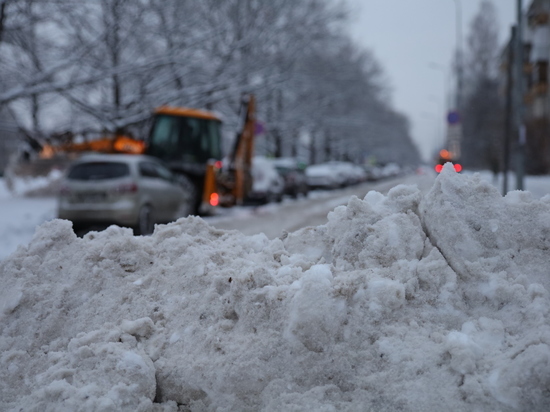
[346,0,517,162]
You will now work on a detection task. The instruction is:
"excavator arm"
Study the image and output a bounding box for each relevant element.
[230,94,256,204]
[211,94,256,208]
[39,134,145,158]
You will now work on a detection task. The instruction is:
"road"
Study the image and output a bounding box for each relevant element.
[203,172,436,239]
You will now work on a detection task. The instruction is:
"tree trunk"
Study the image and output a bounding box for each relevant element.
[0,2,7,44]
[324,131,331,161]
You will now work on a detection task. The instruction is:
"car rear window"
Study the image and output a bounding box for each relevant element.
[67,162,130,180]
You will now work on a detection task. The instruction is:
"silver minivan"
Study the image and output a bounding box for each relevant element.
[57,154,192,234]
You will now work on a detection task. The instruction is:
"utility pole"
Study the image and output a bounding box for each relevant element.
[449,0,463,160]
[515,0,525,190]
[503,26,516,195]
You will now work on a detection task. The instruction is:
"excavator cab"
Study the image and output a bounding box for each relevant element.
[145,106,224,214]
[145,96,256,214]
[146,106,222,173]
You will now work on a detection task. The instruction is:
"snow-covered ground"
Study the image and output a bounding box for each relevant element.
[1,165,550,411]
[0,181,58,261]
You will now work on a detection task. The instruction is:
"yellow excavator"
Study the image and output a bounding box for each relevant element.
[6,95,257,215]
[144,94,257,214]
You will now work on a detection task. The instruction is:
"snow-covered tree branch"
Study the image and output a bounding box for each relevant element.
[0,0,420,165]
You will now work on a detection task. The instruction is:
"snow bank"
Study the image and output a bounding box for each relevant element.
[1,165,549,411]
[4,169,63,197]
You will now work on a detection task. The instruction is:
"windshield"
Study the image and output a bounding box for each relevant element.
[147,114,222,164]
[67,162,130,181]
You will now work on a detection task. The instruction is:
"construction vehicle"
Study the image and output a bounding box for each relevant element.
[5,95,257,215]
[145,95,256,214]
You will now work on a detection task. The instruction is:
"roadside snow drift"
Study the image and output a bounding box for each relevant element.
[1,165,550,411]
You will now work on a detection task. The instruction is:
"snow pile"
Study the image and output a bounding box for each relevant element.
[4,168,63,197]
[0,178,58,261]
[1,165,550,411]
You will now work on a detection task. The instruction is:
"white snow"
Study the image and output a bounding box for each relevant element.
[4,169,63,197]
[0,179,57,260]
[0,165,550,411]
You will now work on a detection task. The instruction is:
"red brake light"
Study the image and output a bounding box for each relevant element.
[435,164,443,173]
[454,163,462,172]
[210,192,219,206]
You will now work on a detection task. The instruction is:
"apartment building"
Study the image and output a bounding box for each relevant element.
[524,0,550,173]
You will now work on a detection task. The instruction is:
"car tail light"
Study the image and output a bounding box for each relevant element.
[214,160,223,170]
[116,182,138,193]
[210,192,219,206]
[435,163,462,173]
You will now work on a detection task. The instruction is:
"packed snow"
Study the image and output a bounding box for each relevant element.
[1,164,550,411]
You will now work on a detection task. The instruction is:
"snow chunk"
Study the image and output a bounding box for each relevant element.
[121,318,154,338]
[285,265,344,353]
[13,326,159,411]
[1,287,23,315]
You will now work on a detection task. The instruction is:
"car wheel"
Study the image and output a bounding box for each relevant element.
[137,205,154,235]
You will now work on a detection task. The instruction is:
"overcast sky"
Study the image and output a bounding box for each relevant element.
[346,0,518,162]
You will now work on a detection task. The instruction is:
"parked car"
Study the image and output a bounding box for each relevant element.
[380,162,403,178]
[272,157,309,198]
[306,161,367,189]
[363,165,383,181]
[247,156,285,204]
[326,161,367,185]
[305,163,340,190]
[57,154,192,235]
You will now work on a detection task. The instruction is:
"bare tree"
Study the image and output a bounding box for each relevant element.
[0,0,420,167]
[461,0,503,174]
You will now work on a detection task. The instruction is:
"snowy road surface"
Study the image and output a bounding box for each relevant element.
[204,173,436,238]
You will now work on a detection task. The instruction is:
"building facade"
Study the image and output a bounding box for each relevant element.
[524,0,550,174]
